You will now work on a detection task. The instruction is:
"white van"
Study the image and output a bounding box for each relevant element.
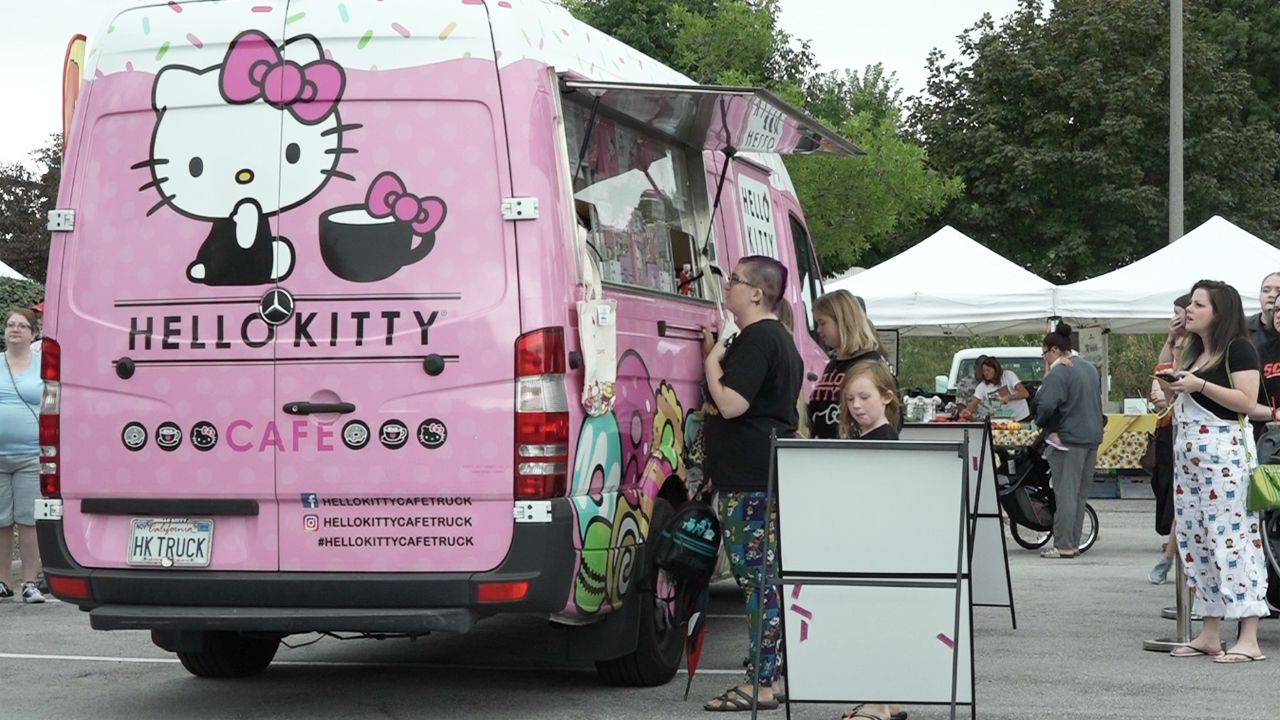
[944,347,1044,399]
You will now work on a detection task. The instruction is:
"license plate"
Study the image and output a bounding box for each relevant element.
[128,518,214,568]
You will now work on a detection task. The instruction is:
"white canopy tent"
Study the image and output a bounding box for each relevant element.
[1056,216,1280,333]
[0,260,26,281]
[826,226,1056,336]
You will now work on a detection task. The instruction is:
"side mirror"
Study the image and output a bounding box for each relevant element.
[934,375,948,394]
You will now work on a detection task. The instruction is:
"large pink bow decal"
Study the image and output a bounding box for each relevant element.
[220,30,344,124]
[366,172,448,236]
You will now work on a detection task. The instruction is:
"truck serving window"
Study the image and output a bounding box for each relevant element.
[564,100,703,297]
[787,213,821,337]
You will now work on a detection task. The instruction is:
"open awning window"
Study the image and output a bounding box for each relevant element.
[560,79,862,157]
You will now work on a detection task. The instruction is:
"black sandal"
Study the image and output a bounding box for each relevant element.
[704,686,779,712]
[840,706,908,720]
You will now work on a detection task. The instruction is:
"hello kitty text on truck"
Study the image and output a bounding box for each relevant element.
[133,30,356,286]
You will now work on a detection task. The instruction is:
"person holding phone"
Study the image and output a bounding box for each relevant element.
[1159,280,1269,663]
[959,356,1031,421]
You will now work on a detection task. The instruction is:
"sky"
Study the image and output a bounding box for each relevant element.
[0,0,1025,166]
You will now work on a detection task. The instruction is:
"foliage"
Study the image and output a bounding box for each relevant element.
[0,135,61,283]
[670,0,778,84]
[784,113,963,274]
[1194,0,1280,132]
[910,0,1280,283]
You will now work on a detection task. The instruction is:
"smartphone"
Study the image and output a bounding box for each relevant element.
[1154,371,1180,383]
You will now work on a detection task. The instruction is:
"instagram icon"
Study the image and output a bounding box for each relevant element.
[303,514,319,533]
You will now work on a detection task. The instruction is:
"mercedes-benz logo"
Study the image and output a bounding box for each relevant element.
[259,288,295,326]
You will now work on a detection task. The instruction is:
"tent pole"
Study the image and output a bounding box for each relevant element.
[1169,0,1184,244]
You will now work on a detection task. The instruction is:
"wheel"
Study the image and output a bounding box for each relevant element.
[176,632,279,678]
[1010,521,1052,550]
[1076,503,1100,554]
[595,498,685,686]
[1262,510,1280,613]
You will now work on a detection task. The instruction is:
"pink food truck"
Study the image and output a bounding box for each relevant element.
[34,0,859,682]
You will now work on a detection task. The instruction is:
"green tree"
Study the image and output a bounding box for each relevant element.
[0,135,61,283]
[785,110,963,275]
[911,0,1280,282]
[1194,0,1280,132]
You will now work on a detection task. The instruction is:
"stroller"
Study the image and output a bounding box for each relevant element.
[1252,430,1280,614]
[992,438,1099,553]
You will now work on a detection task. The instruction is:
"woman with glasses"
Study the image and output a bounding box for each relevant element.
[1160,280,1269,662]
[807,290,889,439]
[0,307,45,603]
[700,256,802,711]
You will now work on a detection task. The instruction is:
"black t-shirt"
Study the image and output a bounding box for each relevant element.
[704,319,804,492]
[807,351,885,440]
[1252,334,1280,435]
[854,424,899,441]
[1190,337,1259,420]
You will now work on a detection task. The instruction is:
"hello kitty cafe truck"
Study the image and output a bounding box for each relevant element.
[35,0,858,682]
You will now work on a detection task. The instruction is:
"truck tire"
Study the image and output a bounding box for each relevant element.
[595,498,684,686]
[176,632,279,679]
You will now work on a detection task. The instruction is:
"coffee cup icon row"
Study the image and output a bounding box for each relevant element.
[344,418,448,450]
[122,421,219,452]
[320,171,448,283]
[120,418,446,452]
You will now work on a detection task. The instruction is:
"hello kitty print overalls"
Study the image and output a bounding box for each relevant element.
[1173,392,1269,618]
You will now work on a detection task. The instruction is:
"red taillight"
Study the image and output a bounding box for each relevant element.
[476,580,529,603]
[516,327,566,376]
[40,337,60,382]
[47,574,91,602]
[39,338,61,498]
[516,411,570,444]
[515,328,569,499]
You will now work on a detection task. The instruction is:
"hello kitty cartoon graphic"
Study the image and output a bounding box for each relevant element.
[134,30,358,286]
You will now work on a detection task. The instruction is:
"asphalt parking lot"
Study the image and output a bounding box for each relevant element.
[3,500,1279,720]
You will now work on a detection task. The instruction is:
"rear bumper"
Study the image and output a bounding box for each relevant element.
[90,605,476,634]
[36,499,578,631]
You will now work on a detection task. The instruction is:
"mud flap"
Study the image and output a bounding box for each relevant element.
[564,585,641,662]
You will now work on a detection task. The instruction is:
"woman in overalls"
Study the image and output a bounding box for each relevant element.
[1162,280,1269,663]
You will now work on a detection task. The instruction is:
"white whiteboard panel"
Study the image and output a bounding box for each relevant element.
[775,443,967,576]
[783,582,972,704]
[900,424,997,514]
[970,517,1011,606]
[902,424,1013,610]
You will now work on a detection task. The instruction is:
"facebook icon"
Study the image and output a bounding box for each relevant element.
[301,493,319,508]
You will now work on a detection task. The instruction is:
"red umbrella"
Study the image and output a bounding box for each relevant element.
[682,578,712,700]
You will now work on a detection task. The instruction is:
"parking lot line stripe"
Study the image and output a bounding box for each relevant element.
[0,652,742,674]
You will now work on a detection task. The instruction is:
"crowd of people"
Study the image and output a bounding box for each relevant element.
[1144,276,1276,663]
[693,263,1276,714]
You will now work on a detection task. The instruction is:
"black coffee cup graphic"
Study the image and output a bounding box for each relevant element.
[320,172,448,283]
[319,206,438,282]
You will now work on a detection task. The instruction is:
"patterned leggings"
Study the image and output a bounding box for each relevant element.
[717,491,781,687]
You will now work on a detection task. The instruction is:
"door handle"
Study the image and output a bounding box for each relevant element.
[283,402,356,415]
[657,320,705,341]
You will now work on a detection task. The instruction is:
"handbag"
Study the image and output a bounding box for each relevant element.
[1248,464,1280,511]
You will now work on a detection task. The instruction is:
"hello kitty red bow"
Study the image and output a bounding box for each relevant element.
[366,172,448,236]
[220,30,343,124]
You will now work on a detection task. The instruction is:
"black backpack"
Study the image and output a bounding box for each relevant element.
[653,501,722,580]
